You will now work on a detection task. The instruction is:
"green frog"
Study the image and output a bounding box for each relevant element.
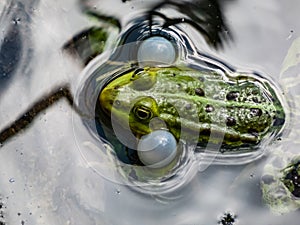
[97,66,285,163]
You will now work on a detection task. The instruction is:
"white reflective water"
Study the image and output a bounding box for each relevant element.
[0,0,299,224]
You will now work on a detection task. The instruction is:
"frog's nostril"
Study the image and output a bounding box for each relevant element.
[137,36,176,65]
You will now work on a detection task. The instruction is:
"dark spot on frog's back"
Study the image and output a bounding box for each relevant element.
[205,104,214,113]
[252,97,259,103]
[250,108,262,117]
[226,117,236,126]
[195,87,205,96]
[226,91,239,101]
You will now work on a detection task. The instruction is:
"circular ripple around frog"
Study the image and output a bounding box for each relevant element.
[71,19,287,195]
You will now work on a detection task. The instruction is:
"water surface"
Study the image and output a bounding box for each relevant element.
[0,0,299,224]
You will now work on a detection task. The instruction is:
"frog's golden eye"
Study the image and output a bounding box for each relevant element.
[133,106,153,120]
[131,97,158,122]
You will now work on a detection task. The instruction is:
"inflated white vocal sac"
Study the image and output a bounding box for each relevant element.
[137,130,177,168]
[137,36,176,65]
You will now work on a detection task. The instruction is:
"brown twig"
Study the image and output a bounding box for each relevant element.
[0,85,75,145]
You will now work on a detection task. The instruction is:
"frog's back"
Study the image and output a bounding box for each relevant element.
[147,67,285,149]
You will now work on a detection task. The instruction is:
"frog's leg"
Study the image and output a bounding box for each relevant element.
[63,10,121,65]
[147,0,233,48]
[261,148,300,214]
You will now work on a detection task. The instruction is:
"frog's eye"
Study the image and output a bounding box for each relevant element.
[130,69,157,91]
[133,106,153,120]
[131,97,159,121]
[131,68,145,79]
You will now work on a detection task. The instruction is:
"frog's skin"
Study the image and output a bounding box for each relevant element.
[98,66,285,153]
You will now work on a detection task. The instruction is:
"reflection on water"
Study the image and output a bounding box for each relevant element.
[0,0,299,224]
[0,0,36,98]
